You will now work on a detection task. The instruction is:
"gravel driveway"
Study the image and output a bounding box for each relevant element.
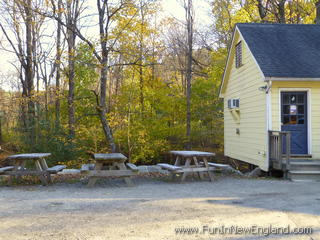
[0,176,319,240]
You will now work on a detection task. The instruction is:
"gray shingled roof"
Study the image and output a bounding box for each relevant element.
[237,23,320,78]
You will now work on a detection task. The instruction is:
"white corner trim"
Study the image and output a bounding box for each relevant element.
[266,81,272,170]
[278,88,312,155]
[267,81,273,131]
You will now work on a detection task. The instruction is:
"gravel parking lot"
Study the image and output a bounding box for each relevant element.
[0,176,319,240]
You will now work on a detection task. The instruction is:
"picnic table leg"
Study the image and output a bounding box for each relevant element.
[7,175,13,186]
[16,160,27,182]
[174,156,180,166]
[116,162,134,187]
[39,158,52,183]
[20,160,26,168]
[35,160,48,186]
[193,157,204,180]
[39,158,48,170]
[87,162,103,187]
[170,156,181,181]
[181,158,191,182]
[203,157,214,182]
[7,160,21,185]
[45,172,52,184]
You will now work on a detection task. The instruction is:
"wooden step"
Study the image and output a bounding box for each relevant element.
[289,154,312,158]
[290,158,320,162]
[288,170,320,182]
[289,161,320,171]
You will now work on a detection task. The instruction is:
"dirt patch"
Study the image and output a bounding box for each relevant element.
[0,176,319,240]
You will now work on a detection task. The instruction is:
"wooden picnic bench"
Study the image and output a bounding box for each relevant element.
[158,151,216,182]
[85,153,138,187]
[3,153,66,185]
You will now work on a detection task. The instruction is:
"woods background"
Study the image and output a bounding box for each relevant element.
[0,0,318,167]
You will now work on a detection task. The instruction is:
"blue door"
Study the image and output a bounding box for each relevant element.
[281,92,308,154]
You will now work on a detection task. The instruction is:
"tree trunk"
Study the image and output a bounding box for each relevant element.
[256,0,267,22]
[139,0,145,113]
[0,116,2,144]
[185,0,193,150]
[99,62,116,152]
[66,1,76,138]
[139,60,144,113]
[55,0,62,130]
[25,0,36,147]
[96,0,117,152]
[277,0,286,23]
[316,1,320,24]
[67,31,76,137]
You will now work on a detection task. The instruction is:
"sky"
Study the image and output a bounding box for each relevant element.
[0,0,212,91]
[162,0,212,25]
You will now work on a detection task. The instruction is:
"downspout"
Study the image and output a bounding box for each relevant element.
[316,1,320,24]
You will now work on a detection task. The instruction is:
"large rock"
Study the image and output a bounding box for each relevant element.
[246,167,262,177]
[58,169,81,175]
[138,165,169,174]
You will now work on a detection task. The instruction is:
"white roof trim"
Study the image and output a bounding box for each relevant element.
[219,27,237,98]
[237,27,265,78]
[219,26,266,98]
[265,77,320,81]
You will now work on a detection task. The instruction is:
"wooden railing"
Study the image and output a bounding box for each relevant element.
[269,131,291,177]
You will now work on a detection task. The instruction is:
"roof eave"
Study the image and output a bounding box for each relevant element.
[219,25,266,98]
[265,77,320,81]
[218,26,238,98]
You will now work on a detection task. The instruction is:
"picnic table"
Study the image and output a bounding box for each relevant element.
[2,153,65,185]
[158,151,216,182]
[85,153,138,187]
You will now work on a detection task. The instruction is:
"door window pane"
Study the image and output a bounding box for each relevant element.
[290,94,297,104]
[282,92,306,126]
[290,105,297,115]
[283,105,290,114]
[283,94,289,104]
[297,94,304,104]
[298,105,304,114]
[290,115,297,124]
[298,115,304,124]
[283,115,290,125]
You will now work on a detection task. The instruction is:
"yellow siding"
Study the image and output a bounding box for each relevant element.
[222,32,268,171]
[271,81,320,158]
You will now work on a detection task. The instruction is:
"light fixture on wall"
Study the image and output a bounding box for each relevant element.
[258,85,271,93]
[258,85,267,91]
